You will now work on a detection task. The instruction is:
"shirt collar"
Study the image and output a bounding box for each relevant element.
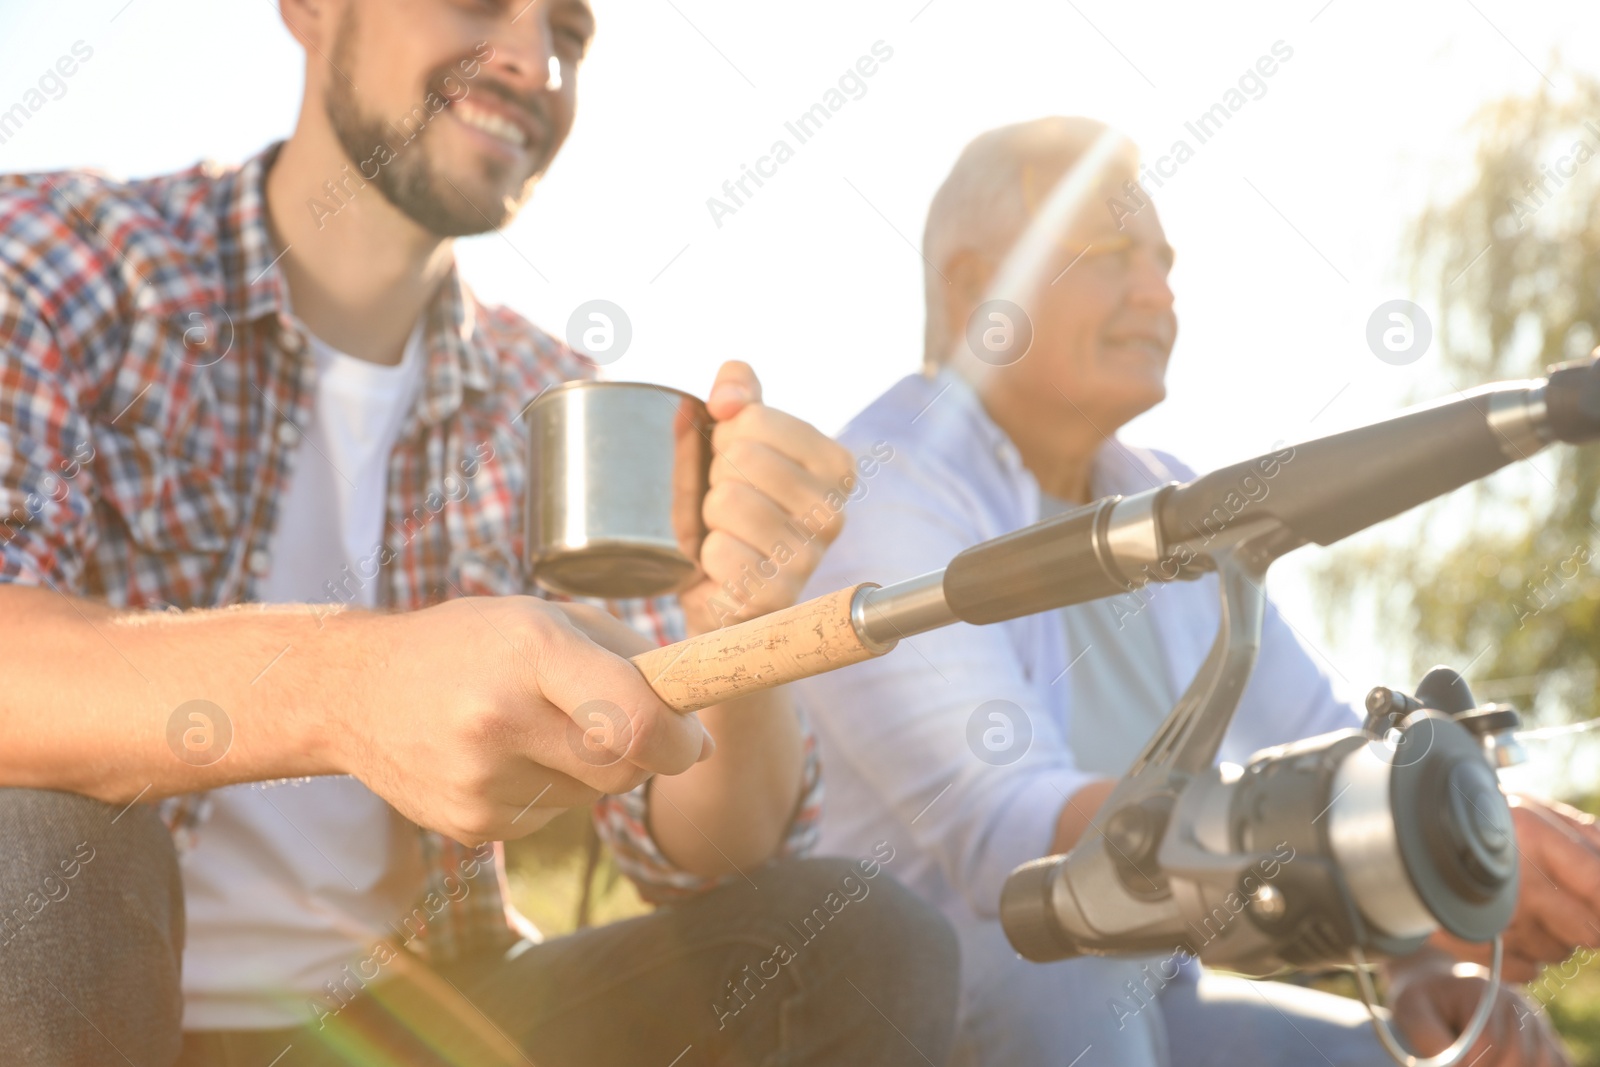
[930,365,1167,499]
[221,140,498,424]
[413,261,496,425]
[225,142,289,326]
[930,366,1018,464]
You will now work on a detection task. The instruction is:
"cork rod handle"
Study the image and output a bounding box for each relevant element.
[629,584,881,713]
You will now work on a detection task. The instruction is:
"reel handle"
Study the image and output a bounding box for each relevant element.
[629,584,880,712]
[1352,937,1504,1067]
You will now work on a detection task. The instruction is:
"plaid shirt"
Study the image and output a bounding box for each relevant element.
[0,142,821,963]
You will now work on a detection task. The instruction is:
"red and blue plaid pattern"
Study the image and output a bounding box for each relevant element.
[0,142,821,962]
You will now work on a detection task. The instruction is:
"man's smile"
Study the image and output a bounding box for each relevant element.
[450,98,532,150]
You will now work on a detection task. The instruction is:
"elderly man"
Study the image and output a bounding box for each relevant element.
[796,116,1595,1067]
[0,2,959,1065]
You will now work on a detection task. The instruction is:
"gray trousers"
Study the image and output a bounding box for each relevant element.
[0,789,960,1067]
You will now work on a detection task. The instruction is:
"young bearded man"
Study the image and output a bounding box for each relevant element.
[795,116,1593,1067]
[0,2,958,1065]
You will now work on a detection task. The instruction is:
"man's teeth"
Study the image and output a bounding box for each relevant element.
[454,103,529,148]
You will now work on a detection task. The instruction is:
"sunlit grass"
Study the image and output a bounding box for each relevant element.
[502,807,650,938]
[1546,967,1600,1067]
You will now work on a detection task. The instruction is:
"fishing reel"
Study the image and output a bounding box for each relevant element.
[1002,675,1522,973]
[1000,545,1525,1065]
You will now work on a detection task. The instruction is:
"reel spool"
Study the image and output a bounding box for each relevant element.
[996,539,1523,1067]
[1000,673,1519,976]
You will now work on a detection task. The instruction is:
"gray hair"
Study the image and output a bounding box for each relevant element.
[921,116,1136,368]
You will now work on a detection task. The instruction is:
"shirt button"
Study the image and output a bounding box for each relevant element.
[279,330,305,356]
[276,420,300,446]
[248,549,272,576]
[139,511,159,539]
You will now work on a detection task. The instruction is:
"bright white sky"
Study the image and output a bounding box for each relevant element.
[2,0,1597,754]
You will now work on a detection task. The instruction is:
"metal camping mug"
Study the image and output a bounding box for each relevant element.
[525,381,713,599]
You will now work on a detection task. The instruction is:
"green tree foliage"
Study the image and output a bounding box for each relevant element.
[1316,75,1600,721]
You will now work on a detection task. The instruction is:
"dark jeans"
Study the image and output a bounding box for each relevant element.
[0,788,958,1066]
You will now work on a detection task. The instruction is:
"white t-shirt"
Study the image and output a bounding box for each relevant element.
[180,319,429,1030]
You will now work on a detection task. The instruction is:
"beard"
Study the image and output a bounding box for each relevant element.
[322,8,546,237]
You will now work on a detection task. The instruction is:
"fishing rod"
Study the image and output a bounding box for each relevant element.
[620,355,1600,1067]
[524,121,1600,1067]
[630,357,1600,715]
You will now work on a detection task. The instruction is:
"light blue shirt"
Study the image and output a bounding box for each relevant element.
[1042,491,1179,780]
[797,369,1359,932]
